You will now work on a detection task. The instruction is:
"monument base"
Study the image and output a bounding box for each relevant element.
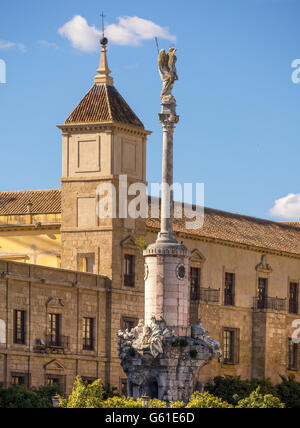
[118,317,221,403]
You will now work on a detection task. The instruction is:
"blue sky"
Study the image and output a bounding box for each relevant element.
[0,0,300,220]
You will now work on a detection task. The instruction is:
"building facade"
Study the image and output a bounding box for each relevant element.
[0,40,300,395]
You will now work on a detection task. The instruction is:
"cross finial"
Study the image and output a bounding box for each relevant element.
[95,12,113,86]
[100,12,106,38]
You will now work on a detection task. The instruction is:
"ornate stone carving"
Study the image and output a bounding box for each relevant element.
[158,48,178,103]
[256,254,272,273]
[117,317,221,402]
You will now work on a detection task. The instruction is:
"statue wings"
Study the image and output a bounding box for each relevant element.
[158,48,178,99]
[158,48,177,73]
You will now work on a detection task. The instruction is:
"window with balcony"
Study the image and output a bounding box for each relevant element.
[47,313,61,347]
[83,318,95,351]
[124,255,135,287]
[223,327,240,365]
[224,273,235,306]
[257,278,268,309]
[289,283,299,315]
[13,310,26,345]
[190,268,201,301]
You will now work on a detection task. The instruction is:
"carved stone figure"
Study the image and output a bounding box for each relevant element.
[158,48,178,101]
[117,317,221,401]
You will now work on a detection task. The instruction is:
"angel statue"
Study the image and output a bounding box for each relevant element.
[158,48,178,101]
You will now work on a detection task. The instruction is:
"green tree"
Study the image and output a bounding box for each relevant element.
[59,377,104,408]
[276,375,300,409]
[186,391,233,408]
[0,383,60,408]
[205,376,279,405]
[205,376,252,404]
[101,396,142,408]
[236,388,285,409]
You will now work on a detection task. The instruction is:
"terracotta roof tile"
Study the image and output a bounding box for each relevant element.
[65,84,144,129]
[146,205,300,255]
[0,189,300,255]
[0,190,61,215]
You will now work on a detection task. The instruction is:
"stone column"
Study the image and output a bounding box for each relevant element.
[157,100,179,244]
[144,97,191,332]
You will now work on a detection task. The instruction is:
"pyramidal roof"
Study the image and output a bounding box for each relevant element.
[65,40,144,129]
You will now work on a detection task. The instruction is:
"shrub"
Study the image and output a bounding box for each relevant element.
[205,376,279,405]
[149,399,167,408]
[0,383,60,408]
[186,391,233,408]
[101,396,143,408]
[205,376,252,404]
[276,375,300,409]
[60,377,104,408]
[169,401,185,408]
[236,388,285,409]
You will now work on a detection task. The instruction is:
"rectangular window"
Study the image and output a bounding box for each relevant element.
[190,268,201,301]
[124,255,135,287]
[224,273,235,306]
[48,314,61,347]
[79,254,95,274]
[13,310,26,345]
[83,318,95,351]
[122,317,138,332]
[288,339,298,371]
[46,375,65,394]
[257,278,268,309]
[289,283,299,315]
[223,328,240,365]
[11,373,30,387]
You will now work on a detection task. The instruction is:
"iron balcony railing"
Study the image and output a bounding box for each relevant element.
[199,287,220,304]
[253,297,287,312]
[45,335,70,349]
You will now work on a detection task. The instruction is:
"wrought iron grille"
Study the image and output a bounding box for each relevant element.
[253,296,287,312]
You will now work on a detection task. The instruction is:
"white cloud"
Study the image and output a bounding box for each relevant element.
[0,40,27,52]
[37,40,59,50]
[270,193,300,219]
[58,15,176,52]
[58,15,101,53]
[106,16,176,46]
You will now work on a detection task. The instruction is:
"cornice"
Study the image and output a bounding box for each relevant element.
[0,223,61,232]
[57,121,152,137]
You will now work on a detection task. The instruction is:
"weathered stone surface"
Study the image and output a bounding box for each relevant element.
[118,317,221,402]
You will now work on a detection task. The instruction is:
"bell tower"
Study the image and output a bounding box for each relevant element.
[57,36,151,282]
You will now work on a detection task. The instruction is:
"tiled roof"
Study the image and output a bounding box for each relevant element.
[280,222,300,228]
[0,189,300,255]
[65,84,144,129]
[147,206,300,255]
[0,190,61,215]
